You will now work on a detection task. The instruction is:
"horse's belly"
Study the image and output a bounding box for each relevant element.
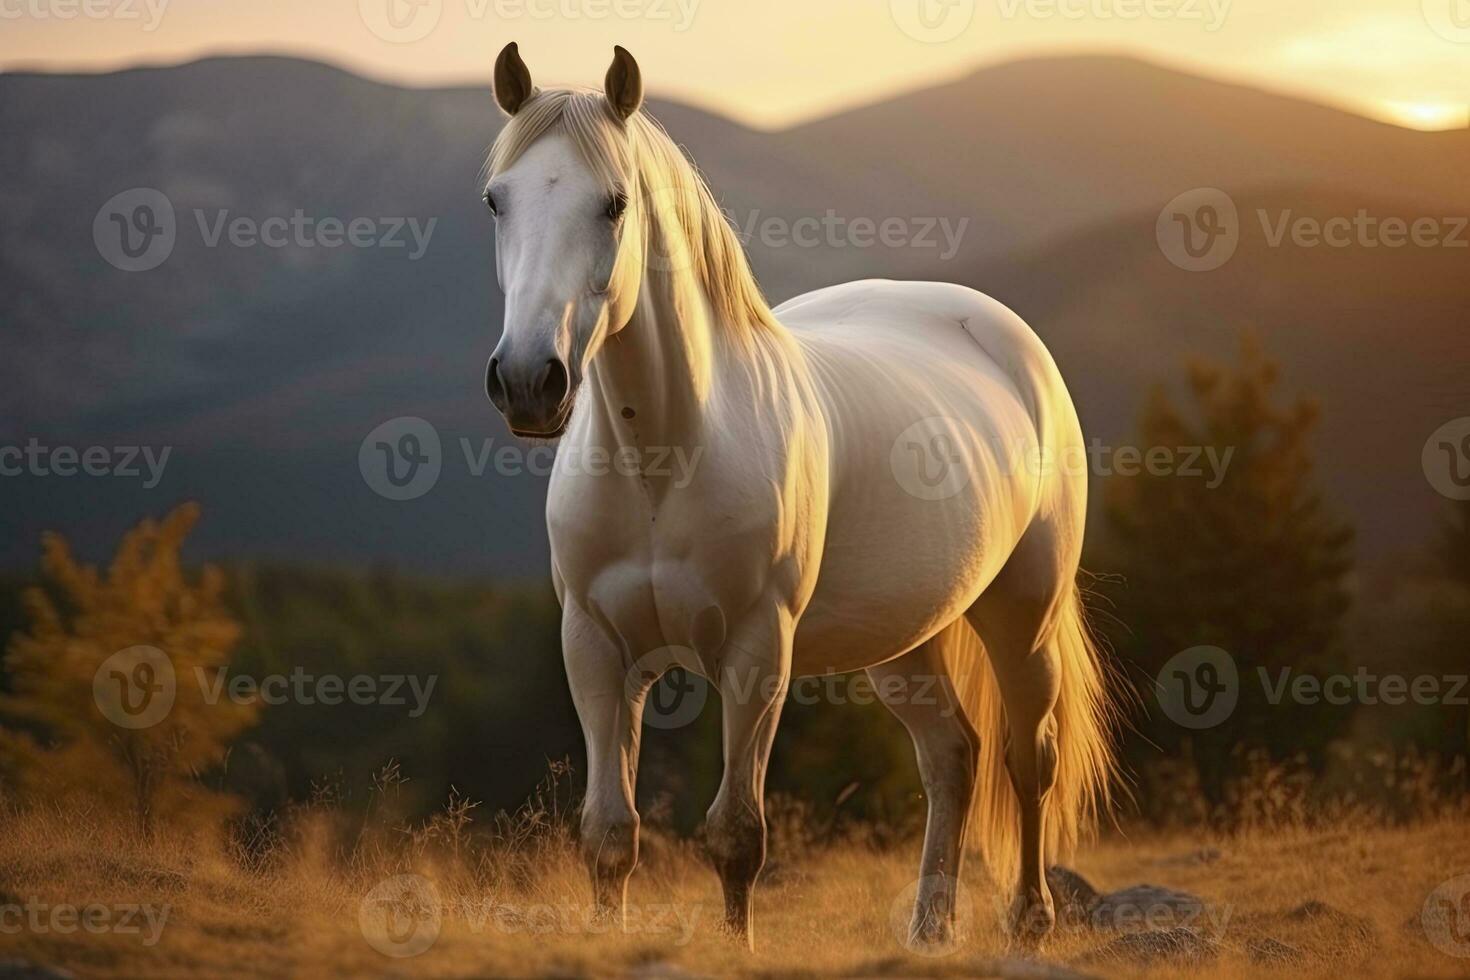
[790,496,1008,675]
[786,285,1047,674]
[789,381,1035,675]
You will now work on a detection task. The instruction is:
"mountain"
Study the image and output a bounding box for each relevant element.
[781,55,1470,266]
[974,185,1470,561]
[0,54,1464,574]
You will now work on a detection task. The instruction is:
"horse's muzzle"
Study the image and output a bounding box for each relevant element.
[486,352,573,438]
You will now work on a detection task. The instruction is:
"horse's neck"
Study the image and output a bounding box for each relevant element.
[585,266,726,450]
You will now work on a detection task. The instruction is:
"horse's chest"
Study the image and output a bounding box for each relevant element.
[577,556,729,660]
[551,502,789,659]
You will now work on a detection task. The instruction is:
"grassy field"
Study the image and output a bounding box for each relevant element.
[0,794,1466,980]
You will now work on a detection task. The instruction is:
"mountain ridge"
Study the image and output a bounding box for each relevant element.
[1,53,1463,574]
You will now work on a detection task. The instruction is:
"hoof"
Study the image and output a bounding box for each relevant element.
[910,915,954,946]
[907,916,957,952]
[1009,889,1056,944]
[718,916,754,952]
[589,901,623,928]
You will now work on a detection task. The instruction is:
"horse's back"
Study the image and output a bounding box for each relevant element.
[777,280,1087,673]
[778,280,1067,420]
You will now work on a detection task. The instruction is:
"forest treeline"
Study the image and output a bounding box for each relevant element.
[1,335,1465,836]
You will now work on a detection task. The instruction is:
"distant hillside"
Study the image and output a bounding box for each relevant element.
[783,55,1470,266]
[0,54,1464,573]
[974,185,1470,559]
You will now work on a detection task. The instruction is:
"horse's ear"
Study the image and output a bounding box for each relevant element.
[494,42,535,116]
[603,45,643,121]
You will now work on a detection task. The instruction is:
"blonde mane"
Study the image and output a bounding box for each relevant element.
[485,88,782,338]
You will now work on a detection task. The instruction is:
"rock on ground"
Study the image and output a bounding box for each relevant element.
[1047,865,1210,933]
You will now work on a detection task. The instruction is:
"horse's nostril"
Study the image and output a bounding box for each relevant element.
[486,356,508,409]
[540,358,570,408]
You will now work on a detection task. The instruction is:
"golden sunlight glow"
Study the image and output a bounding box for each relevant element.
[1375,100,1470,131]
[0,0,1466,132]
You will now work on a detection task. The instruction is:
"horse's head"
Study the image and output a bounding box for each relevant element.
[481,43,647,438]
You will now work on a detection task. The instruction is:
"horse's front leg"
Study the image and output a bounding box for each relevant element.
[706,604,793,949]
[564,603,646,924]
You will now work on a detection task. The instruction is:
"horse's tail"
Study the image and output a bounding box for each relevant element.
[939,585,1120,891]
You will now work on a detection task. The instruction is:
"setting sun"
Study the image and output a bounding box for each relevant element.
[1378,99,1470,131]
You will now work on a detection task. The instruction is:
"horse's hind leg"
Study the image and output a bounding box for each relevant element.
[966,527,1070,941]
[867,629,980,947]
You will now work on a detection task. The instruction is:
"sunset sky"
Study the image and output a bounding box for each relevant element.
[2,0,1466,130]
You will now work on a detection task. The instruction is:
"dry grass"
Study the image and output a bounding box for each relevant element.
[0,787,1466,980]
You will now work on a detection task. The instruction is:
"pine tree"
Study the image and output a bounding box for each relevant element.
[0,505,256,835]
[1102,334,1354,807]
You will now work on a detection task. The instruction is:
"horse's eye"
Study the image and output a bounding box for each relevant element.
[606,192,628,221]
[483,190,498,216]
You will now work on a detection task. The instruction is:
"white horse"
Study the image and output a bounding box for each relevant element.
[480,43,1120,950]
